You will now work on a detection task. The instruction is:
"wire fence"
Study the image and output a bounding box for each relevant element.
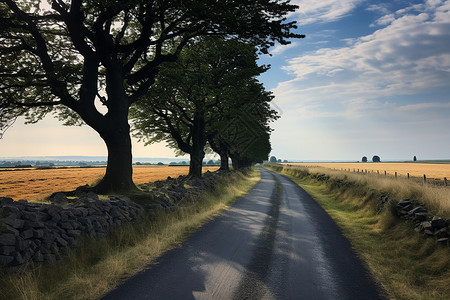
[332,168,449,186]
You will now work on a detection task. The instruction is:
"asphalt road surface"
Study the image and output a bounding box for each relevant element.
[103,167,385,300]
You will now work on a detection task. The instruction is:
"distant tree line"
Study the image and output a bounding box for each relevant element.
[0,1,303,193]
[269,156,288,163]
[361,156,381,162]
[0,160,107,168]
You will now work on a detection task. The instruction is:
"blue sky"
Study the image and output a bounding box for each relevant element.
[1,0,449,161]
[263,0,450,161]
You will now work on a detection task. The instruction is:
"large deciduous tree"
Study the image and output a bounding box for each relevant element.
[131,37,268,177]
[0,0,302,192]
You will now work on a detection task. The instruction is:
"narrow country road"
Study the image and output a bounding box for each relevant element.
[102,168,385,300]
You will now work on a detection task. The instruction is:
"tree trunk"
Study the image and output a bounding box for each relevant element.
[229,152,240,170]
[94,123,138,194]
[207,137,229,171]
[189,149,205,178]
[188,113,206,177]
[220,152,229,171]
[88,66,138,194]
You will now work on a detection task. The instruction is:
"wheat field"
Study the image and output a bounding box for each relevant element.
[288,162,450,180]
[0,165,218,201]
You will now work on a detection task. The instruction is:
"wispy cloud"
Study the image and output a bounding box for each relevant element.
[269,0,450,160]
[278,0,450,105]
[270,42,300,56]
[291,0,364,25]
[366,4,391,15]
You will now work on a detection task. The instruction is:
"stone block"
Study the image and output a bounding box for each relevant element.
[435,228,449,239]
[413,213,428,222]
[4,216,24,229]
[71,221,81,230]
[0,245,15,256]
[23,211,50,222]
[419,221,432,232]
[60,222,74,230]
[424,229,434,236]
[33,229,44,239]
[67,230,81,237]
[408,206,427,216]
[0,255,14,266]
[15,236,26,251]
[55,236,68,248]
[1,206,19,219]
[0,233,16,246]
[38,246,49,255]
[87,192,99,201]
[20,228,34,239]
[0,197,14,205]
[431,216,446,229]
[24,220,45,228]
[52,192,67,204]
[5,225,20,236]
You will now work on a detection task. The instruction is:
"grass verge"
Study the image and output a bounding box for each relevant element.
[265,164,450,300]
[0,168,260,300]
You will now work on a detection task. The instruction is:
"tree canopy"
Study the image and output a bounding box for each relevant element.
[131,36,277,176]
[0,0,303,192]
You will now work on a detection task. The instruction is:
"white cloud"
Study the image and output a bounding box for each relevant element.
[371,14,395,27]
[269,1,450,160]
[398,101,450,111]
[278,1,450,105]
[366,4,390,15]
[291,0,364,25]
[270,42,299,56]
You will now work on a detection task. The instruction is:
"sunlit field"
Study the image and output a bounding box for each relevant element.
[288,163,450,180]
[0,165,219,201]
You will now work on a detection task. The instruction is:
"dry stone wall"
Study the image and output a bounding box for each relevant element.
[0,193,143,269]
[393,198,450,246]
[313,173,450,246]
[0,170,230,270]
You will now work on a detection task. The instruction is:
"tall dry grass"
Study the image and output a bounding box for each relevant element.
[288,162,450,180]
[0,165,218,201]
[266,164,450,300]
[279,164,450,218]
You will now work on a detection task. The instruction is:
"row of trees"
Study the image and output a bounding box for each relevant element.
[131,37,278,177]
[0,0,303,193]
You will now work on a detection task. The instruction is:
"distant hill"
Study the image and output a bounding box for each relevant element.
[0,156,190,164]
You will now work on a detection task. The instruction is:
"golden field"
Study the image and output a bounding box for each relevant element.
[287,162,450,180]
[0,165,218,201]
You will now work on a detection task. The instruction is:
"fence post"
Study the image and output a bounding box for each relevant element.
[444,177,447,186]
[377,170,379,174]
[423,174,426,183]
[395,172,397,178]
[384,170,386,176]
[407,173,410,179]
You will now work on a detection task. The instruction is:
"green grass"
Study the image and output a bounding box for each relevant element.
[266,164,450,300]
[0,168,260,300]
